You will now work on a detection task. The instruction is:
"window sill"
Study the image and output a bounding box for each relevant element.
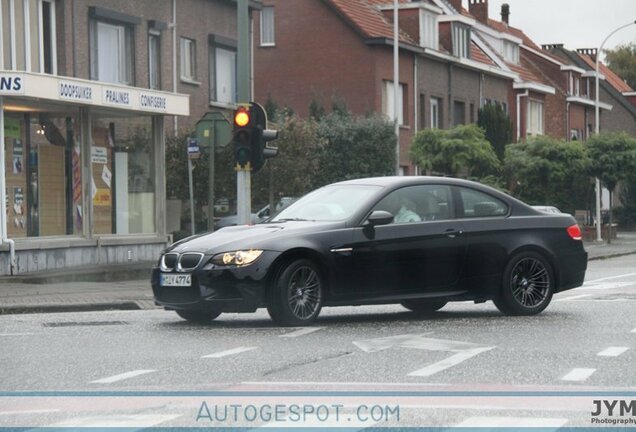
[180,77,201,86]
[260,43,276,48]
[209,100,237,110]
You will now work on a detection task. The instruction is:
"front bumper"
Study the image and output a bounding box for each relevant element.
[151,251,279,313]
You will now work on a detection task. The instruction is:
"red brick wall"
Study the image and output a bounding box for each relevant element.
[254,0,416,170]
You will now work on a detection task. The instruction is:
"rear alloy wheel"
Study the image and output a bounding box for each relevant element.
[267,259,324,326]
[494,251,554,316]
[176,310,222,323]
[401,299,447,313]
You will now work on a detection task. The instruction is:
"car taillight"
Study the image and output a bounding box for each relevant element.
[567,224,582,241]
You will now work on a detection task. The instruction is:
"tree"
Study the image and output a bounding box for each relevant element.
[604,42,636,89]
[311,110,395,188]
[252,113,322,206]
[410,124,500,178]
[587,132,636,243]
[477,103,513,161]
[503,136,592,215]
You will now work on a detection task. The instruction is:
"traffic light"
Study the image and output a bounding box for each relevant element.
[232,102,279,173]
[249,102,279,174]
[232,105,253,168]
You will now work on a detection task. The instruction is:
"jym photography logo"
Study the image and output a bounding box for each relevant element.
[591,399,636,425]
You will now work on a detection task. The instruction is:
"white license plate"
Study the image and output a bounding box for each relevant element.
[160,273,192,287]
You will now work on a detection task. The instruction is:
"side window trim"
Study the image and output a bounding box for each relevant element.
[452,186,510,219]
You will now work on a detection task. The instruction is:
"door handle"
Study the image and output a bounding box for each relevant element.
[445,229,463,238]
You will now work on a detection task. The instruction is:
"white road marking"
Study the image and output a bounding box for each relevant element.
[0,409,60,416]
[561,368,596,382]
[202,346,257,358]
[597,346,629,357]
[0,333,36,336]
[581,281,634,290]
[555,294,591,301]
[408,347,494,377]
[353,333,494,378]
[586,272,636,283]
[90,369,157,384]
[280,327,324,338]
[456,416,568,428]
[49,414,181,427]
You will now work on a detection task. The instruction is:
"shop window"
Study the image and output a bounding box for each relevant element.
[3,107,82,238]
[260,6,275,46]
[91,116,155,235]
[209,36,237,104]
[90,20,134,85]
[180,37,197,82]
[148,31,161,89]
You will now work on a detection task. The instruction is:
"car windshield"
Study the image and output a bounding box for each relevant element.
[271,184,381,222]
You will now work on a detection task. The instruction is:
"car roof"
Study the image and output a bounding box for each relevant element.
[335,176,495,189]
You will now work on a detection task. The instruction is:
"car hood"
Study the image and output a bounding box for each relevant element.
[168,220,345,254]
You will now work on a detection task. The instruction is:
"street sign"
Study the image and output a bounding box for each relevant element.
[187,138,200,160]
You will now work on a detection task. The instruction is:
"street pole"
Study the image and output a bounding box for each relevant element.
[208,125,215,232]
[236,0,251,225]
[393,0,400,176]
[594,20,636,242]
[188,157,195,236]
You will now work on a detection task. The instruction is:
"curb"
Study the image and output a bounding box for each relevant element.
[588,250,636,261]
[0,300,159,315]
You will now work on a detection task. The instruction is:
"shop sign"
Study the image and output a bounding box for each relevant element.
[139,93,168,112]
[59,81,94,103]
[103,88,132,107]
[0,74,25,95]
[91,147,108,164]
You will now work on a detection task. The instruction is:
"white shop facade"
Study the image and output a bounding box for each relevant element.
[0,71,189,275]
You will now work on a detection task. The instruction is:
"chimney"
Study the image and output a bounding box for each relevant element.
[577,48,598,62]
[542,43,564,51]
[501,3,509,24]
[468,0,488,24]
[447,0,463,12]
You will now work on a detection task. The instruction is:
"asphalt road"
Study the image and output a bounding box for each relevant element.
[1,255,635,429]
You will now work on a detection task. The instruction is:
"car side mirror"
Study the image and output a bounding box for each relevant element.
[365,210,394,227]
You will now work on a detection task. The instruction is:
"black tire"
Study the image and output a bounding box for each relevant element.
[493,251,554,316]
[401,299,447,313]
[267,259,324,326]
[176,309,222,323]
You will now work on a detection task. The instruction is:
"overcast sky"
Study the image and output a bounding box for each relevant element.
[482,0,636,54]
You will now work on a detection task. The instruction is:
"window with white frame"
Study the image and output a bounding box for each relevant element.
[40,0,57,74]
[503,41,519,64]
[420,10,438,49]
[90,20,134,85]
[452,23,470,58]
[527,100,544,135]
[382,81,405,126]
[260,6,275,46]
[180,37,197,82]
[430,97,441,129]
[209,37,237,104]
[148,31,160,89]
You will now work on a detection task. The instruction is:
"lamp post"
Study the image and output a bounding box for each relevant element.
[393,0,400,175]
[594,20,636,242]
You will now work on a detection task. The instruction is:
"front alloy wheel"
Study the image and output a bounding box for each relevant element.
[268,259,324,325]
[494,251,554,316]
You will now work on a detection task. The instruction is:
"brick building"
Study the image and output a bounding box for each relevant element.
[0,0,259,275]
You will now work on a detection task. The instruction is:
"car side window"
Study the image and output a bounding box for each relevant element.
[371,185,453,224]
[458,188,508,218]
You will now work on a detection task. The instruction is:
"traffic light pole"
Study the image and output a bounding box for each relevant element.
[236,0,251,226]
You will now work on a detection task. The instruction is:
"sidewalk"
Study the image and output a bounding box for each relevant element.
[1,233,635,315]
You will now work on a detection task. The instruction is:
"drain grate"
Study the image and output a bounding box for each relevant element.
[43,321,129,328]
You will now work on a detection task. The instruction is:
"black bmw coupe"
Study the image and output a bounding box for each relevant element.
[152,177,587,325]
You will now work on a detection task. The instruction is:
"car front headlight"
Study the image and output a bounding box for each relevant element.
[211,250,263,267]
